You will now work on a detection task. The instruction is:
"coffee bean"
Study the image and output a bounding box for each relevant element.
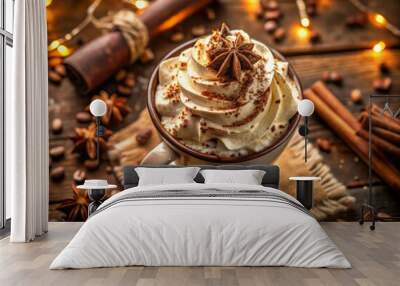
[316,138,332,153]
[267,1,279,10]
[273,27,286,42]
[255,7,264,19]
[192,25,207,37]
[75,37,85,47]
[345,16,357,27]
[140,48,155,64]
[261,0,278,10]
[350,89,363,103]
[373,77,392,92]
[321,71,330,82]
[382,77,392,92]
[379,62,390,74]
[329,72,342,85]
[306,6,316,16]
[124,75,136,88]
[264,21,277,33]
[117,85,132,96]
[73,169,86,184]
[76,112,92,123]
[354,13,368,25]
[49,146,65,159]
[50,166,65,181]
[115,70,127,82]
[310,30,321,43]
[346,13,367,28]
[170,32,184,43]
[84,159,99,171]
[106,165,113,174]
[51,118,63,134]
[48,57,63,68]
[136,128,153,145]
[264,10,281,21]
[54,64,66,77]
[205,8,216,20]
[49,70,62,84]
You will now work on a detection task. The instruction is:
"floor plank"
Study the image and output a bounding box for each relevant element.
[0,222,399,286]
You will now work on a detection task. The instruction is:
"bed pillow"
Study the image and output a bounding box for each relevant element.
[200,169,266,185]
[135,167,200,186]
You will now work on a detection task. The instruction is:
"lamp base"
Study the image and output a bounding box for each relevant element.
[296,180,313,210]
[88,188,106,216]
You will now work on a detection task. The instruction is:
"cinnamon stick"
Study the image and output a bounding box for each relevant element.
[356,128,400,158]
[370,104,400,125]
[372,127,400,145]
[303,88,400,192]
[311,81,361,131]
[359,111,400,134]
[65,0,213,93]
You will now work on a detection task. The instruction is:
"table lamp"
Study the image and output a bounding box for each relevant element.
[297,99,315,162]
[89,99,107,163]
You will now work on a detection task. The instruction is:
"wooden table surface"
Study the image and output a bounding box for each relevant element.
[47,0,400,221]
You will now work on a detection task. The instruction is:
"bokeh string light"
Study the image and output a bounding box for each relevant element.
[296,0,310,28]
[349,0,400,37]
[372,41,386,54]
[46,0,149,57]
[296,26,309,39]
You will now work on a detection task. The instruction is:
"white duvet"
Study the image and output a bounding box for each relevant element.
[50,183,350,269]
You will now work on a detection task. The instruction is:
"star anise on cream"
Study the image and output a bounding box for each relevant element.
[57,184,89,221]
[207,30,261,81]
[219,22,231,37]
[89,91,131,125]
[71,122,112,159]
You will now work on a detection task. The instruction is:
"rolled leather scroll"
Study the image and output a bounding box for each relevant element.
[65,0,213,94]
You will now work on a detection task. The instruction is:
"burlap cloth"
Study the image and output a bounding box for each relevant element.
[108,110,356,221]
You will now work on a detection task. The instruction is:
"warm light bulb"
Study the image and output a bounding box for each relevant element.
[46,0,52,7]
[57,45,70,57]
[135,0,149,10]
[90,99,107,117]
[372,41,386,54]
[374,14,386,26]
[297,27,309,39]
[48,40,60,51]
[301,18,310,28]
[298,99,315,117]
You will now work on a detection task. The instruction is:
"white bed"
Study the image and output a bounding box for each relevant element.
[50,183,351,269]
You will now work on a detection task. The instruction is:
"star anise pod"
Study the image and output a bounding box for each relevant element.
[207,28,261,81]
[89,91,131,125]
[219,22,231,37]
[71,122,112,159]
[57,184,89,221]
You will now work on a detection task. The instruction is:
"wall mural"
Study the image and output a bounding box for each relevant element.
[47,0,400,222]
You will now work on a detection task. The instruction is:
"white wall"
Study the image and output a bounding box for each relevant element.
[5,44,13,219]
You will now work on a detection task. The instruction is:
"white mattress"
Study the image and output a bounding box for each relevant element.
[50,183,351,269]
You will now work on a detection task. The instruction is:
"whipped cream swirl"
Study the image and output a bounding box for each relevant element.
[155,29,300,158]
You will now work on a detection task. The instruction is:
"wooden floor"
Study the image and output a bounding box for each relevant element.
[0,222,398,286]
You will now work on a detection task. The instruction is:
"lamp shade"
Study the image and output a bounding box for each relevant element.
[297,99,314,117]
[89,99,107,117]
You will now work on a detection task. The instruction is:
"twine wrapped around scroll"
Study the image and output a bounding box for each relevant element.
[65,0,214,94]
[91,10,149,63]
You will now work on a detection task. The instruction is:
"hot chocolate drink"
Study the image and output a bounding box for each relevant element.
[154,24,300,159]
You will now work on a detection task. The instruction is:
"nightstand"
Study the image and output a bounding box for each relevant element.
[289,176,320,210]
[77,180,117,216]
